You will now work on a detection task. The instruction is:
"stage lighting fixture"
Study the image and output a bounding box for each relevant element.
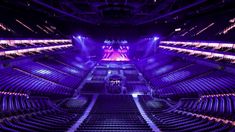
[154,37,159,41]
[132,92,143,98]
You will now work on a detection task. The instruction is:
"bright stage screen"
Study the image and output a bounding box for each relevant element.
[102,40,130,61]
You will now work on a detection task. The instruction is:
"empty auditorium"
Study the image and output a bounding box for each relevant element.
[1,0,235,132]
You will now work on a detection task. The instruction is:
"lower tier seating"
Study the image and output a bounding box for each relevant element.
[77,95,152,132]
[0,95,92,132]
[0,95,52,118]
[178,95,235,120]
[151,110,234,131]
[138,95,235,131]
[1,109,80,132]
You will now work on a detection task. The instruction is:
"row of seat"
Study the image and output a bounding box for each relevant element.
[152,110,234,131]
[157,70,235,97]
[91,76,106,81]
[125,84,149,94]
[0,94,92,131]
[159,45,235,64]
[179,95,235,120]
[81,83,105,93]
[14,61,80,88]
[77,95,152,132]
[0,42,71,50]
[0,95,52,118]
[52,52,95,71]
[150,64,213,89]
[92,69,108,76]
[136,55,173,72]
[36,57,88,77]
[0,47,72,61]
[0,108,80,132]
[125,74,140,81]
[0,53,94,124]
[138,95,235,131]
[0,68,73,97]
[137,55,235,99]
[147,61,190,79]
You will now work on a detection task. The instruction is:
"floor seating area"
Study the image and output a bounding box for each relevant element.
[81,83,105,93]
[125,84,149,94]
[92,69,108,76]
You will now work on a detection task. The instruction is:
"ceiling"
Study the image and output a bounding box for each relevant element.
[0,0,234,39]
[1,0,225,26]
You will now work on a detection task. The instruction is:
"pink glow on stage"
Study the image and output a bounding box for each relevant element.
[102,45,130,61]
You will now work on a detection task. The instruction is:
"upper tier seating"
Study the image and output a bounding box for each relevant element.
[0,68,73,97]
[144,61,190,80]
[169,11,235,42]
[36,58,88,77]
[14,61,81,88]
[157,70,235,98]
[150,64,213,89]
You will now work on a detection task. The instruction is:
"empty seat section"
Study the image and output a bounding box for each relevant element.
[151,64,212,89]
[14,61,80,88]
[0,68,73,97]
[178,95,235,120]
[36,58,88,77]
[156,70,235,98]
[77,95,152,132]
[81,83,105,93]
[0,95,92,131]
[138,95,235,131]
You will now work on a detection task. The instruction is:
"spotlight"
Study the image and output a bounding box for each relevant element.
[131,92,143,98]
[78,36,81,39]
[153,37,159,41]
